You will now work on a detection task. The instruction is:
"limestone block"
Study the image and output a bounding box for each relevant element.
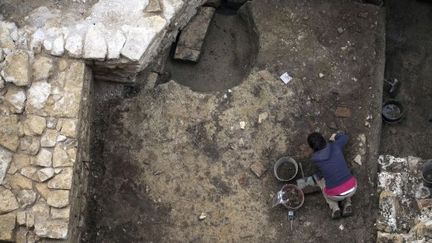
[16,189,37,208]
[46,118,57,129]
[376,232,404,243]
[121,16,167,61]
[65,33,83,58]
[20,166,38,180]
[15,227,28,243]
[33,148,52,167]
[51,35,65,56]
[48,167,73,190]
[41,129,57,147]
[377,190,400,233]
[17,211,26,225]
[174,7,215,62]
[27,81,51,111]
[19,136,41,156]
[47,190,69,208]
[4,86,26,113]
[34,218,68,239]
[6,174,33,190]
[32,56,53,82]
[106,30,126,60]
[161,0,185,21]
[53,145,75,167]
[1,50,31,86]
[0,22,17,49]
[60,119,78,138]
[51,206,70,219]
[30,29,46,53]
[84,24,107,60]
[24,115,46,136]
[37,168,55,182]
[31,200,50,218]
[0,115,20,151]
[0,188,19,213]
[12,154,31,171]
[146,0,162,13]
[0,212,16,241]
[0,146,12,184]
[35,183,51,200]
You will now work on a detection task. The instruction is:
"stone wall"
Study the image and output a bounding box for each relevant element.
[1,0,205,83]
[376,155,432,243]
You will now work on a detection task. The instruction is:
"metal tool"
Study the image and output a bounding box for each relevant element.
[288,210,295,230]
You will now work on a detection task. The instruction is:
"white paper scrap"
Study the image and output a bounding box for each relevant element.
[280,72,293,84]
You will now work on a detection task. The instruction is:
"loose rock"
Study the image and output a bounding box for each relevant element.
[84,24,107,60]
[33,148,53,167]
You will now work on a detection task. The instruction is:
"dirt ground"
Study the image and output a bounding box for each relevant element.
[380,0,432,159]
[83,0,386,242]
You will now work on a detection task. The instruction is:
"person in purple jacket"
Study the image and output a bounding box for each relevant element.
[307,132,357,219]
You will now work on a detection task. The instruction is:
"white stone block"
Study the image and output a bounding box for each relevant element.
[84,24,107,60]
[65,33,83,58]
[106,30,126,59]
[51,35,65,56]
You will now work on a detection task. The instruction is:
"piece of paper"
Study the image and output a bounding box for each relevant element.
[280,72,293,84]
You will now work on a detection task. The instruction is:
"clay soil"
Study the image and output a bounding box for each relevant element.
[82,0,386,242]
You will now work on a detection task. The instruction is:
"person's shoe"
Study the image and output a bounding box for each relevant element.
[331,209,342,219]
[342,204,353,217]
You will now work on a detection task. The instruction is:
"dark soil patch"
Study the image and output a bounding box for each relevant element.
[276,161,297,181]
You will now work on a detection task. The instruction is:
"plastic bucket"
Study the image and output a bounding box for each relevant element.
[382,100,404,124]
[422,160,432,188]
[281,184,305,210]
[274,157,298,182]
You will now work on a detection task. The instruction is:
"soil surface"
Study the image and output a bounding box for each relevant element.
[380,0,432,159]
[83,0,385,242]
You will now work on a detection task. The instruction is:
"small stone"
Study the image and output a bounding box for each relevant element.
[60,119,78,138]
[34,218,69,239]
[1,50,31,86]
[258,112,269,124]
[0,115,20,151]
[47,190,69,208]
[337,27,344,34]
[27,81,51,110]
[48,167,73,190]
[417,199,432,210]
[199,212,207,220]
[19,136,41,155]
[24,115,46,135]
[0,147,13,184]
[319,73,325,78]
[65,33,83,58]
[41,129,58,147]
[354,155,362,166]
[46,118,57,129]
[51,206,70,219]
[4,86,26,113]
[17,211,26,225]
[250,162,267,178]
[339,224,344,231]
[6,173,33,190]
[0,188,19,213]
[20,166,38,180]
[16,189,37,208]
[335,107,352,118]
[174,7,215,62]
[0,212,16,241]
[33,148,53,167]
[84,24,107,60]
[389,128,397,135]
[239,121,246,129]
[51,35,65,56]
[145,72,158,89]
[37,168,55,182]
[32,56,53,82]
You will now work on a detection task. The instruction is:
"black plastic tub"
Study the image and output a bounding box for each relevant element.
[382,100,404,124]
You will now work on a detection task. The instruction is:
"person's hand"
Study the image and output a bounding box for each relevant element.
[329,133,337,142]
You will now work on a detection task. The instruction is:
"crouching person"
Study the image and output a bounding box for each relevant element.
[307,132,357,219]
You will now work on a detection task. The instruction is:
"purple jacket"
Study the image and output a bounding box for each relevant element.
[311,133,353,189]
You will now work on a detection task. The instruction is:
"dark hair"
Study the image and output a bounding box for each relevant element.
[307,132,327,151]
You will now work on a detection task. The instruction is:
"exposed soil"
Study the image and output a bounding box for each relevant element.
[380,0,432,159]
[83,0,385,242]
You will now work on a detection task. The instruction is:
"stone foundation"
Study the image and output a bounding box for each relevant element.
[377,155,432,243]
